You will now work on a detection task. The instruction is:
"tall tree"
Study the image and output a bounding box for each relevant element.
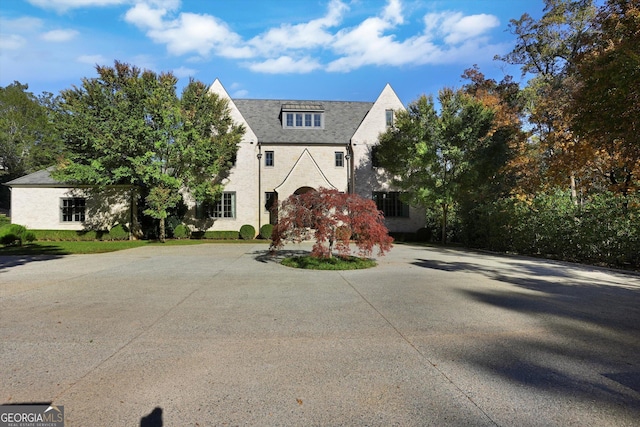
[570,0,640,196]
[377,89,494,243]
[0,82,63,207]
[55,61,244,241]
[496,0,597,201]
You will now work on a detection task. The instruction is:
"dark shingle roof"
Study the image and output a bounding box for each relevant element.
[3,167,60,186]
[233,99,373,144]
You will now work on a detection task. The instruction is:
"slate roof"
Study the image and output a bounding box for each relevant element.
[233,99,373,145]
[3,167,60,186]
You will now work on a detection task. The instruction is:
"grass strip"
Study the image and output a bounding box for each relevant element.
[281,255,376,270]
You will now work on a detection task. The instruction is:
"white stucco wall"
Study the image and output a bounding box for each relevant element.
[10,186,132,231]
[351,84,426,233]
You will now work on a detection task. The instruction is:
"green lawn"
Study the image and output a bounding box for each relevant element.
[0,239,268,255]
[281,255,377,270]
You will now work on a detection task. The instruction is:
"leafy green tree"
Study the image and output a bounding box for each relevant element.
[55,61,244,241]
[0,82,63,208]
[377,89,494,243]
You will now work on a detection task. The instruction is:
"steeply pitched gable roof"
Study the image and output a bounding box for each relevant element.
[233,99,373,144]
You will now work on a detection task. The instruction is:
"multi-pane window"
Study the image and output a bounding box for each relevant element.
[265,151,274,167]
[61,197,86,222]
[282,105,324,129]
[385,109,394,127]
[372,192,409,218]
[335,152,344,167]
[198,192,236,219]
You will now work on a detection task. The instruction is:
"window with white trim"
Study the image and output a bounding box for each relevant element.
[61,197,86,222]
[335,152,344,167]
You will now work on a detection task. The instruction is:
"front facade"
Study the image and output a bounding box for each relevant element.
[6,80,424,234]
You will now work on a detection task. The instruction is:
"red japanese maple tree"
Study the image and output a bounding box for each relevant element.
[270,188,393,259]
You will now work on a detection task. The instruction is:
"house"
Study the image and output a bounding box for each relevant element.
[4,80,424,234]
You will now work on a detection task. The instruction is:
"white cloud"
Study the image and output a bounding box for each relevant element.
[77,54,107,64]
[0,17,44,33]
[247,56,321,74]
[41,29,79,42]
[126,6,251,59]
[233,89,249,98]
[248,0,347,56]
[120,0,503,75]
[0,34,28,50]
[171,65,196,78]
[424,12,500,45]
[125,3,168,30]
[27,0,128,12]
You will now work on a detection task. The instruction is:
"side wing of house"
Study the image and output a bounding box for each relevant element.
[351,84,426,233]
[5,169,134,231]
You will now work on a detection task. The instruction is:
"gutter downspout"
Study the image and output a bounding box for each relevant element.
[348,141,355,194]
[257,142,262,232]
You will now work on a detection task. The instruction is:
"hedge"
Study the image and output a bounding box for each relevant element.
[30,229,109,241]
[190,230,239,240]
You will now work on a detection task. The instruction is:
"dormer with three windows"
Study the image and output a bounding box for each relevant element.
[281,103,325,129]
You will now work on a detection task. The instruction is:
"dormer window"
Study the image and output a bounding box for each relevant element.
[282,103,324,129]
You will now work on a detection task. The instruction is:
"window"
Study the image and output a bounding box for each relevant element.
[372,192,409,218]
[385,109,394,127]
[371,146,381,168]
[198,192,236,219]
[335,152,344,167]
[265,151,274,167]
[265,191,277,211]
[281,104,324,129]
[61,197,86,222]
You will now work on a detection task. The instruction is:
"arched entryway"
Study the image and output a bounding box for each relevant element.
[294,186,315,195]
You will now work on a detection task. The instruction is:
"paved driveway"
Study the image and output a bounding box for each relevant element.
[1,243,639,426]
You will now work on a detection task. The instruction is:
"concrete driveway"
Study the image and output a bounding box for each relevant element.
[1,243,639,426]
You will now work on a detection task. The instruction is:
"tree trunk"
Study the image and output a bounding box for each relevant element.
[570,173,578,206]
[441,203,448,245]
[159,217,166,243]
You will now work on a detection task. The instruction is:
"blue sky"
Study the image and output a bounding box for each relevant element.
[0,0,544,105]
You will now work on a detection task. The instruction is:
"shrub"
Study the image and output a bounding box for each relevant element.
[239,224,256,240]
[0,215,10,227]
[173,224,190,239]
[259,224,274,240]
[108,224,129,241]
[271,188,393,259]
[190,230,239,240]
[30,230,106,241]
[0,224,35,246]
